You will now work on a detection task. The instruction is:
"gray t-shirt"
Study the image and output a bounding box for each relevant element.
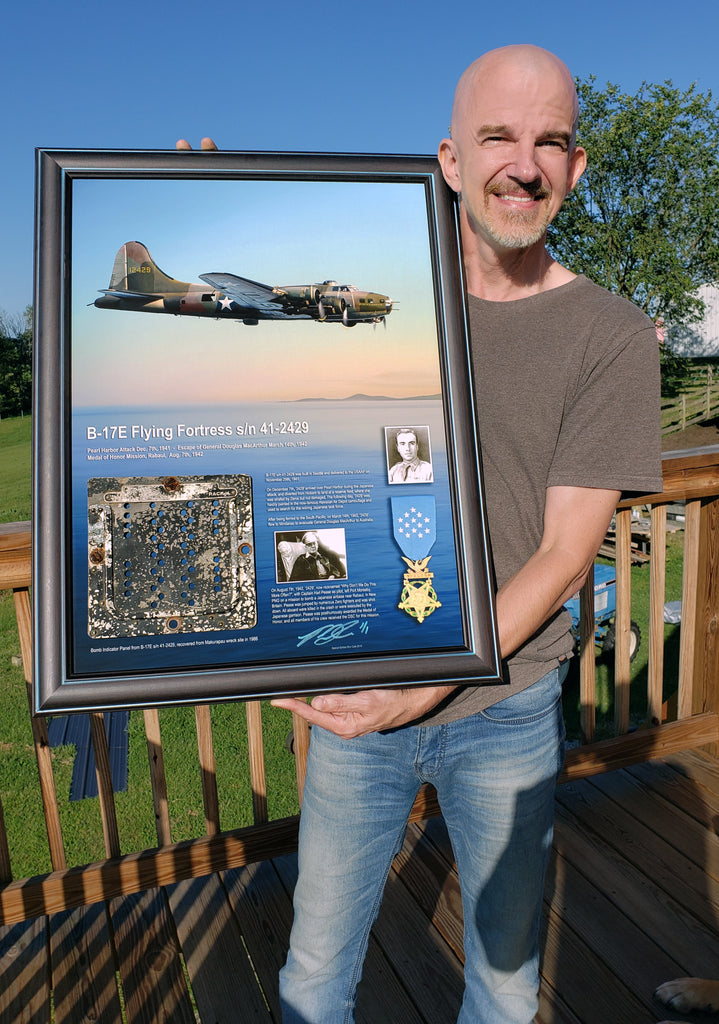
[421,275,663,727]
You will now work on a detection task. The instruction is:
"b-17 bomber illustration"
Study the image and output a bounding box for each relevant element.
[94,241,394,328]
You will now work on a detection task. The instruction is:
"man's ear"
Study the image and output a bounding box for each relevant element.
[438,138,462,194]
[567,145,587,193]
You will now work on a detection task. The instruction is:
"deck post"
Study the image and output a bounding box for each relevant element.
[692,495,719,756]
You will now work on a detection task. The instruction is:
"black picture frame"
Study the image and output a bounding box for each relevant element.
[33,148,500,713]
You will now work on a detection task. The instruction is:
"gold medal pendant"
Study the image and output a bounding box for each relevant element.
[398,556,442,623]
[391,497,439,624]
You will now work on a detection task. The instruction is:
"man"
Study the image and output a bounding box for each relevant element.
[387,427,434,482]
[289,532,345,581]
[180,43,662,1023]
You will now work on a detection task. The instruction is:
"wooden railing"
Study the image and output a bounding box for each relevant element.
[1,447,718,927]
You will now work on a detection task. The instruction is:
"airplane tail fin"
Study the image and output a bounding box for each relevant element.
[106,241,188,294]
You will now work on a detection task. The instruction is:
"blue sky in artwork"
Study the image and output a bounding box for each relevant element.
[3,0,719,318]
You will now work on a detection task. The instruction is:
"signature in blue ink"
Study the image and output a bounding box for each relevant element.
[297,620,369,648]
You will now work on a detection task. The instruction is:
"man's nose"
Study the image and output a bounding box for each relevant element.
[509,140,542,185]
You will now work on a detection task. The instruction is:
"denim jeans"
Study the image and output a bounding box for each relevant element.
[279,665,567,1024]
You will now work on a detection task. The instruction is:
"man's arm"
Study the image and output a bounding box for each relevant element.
[270,485,620,737]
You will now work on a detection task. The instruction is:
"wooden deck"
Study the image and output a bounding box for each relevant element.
[1,747,717,1024]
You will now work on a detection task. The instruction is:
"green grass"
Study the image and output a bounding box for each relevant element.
[0,414,32,523]
[0,413,690,877]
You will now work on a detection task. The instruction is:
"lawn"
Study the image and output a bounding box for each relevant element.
[0,413,687,877]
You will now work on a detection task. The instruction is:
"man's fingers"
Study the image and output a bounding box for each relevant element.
[175,138,218,151]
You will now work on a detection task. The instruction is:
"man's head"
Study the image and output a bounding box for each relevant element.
[438,45,586,255]
[396,430,419,463]
[301,532,320,554]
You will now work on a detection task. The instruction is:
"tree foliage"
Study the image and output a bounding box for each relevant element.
[0,306,32,418]
[548,78,719,326]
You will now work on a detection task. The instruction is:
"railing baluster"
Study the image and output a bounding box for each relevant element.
[195,705,220,836]
[614,509,633,735]
[144,708,171,846]
[89,712,121,858]
[579,567,596,744]
[678,499,701,719]
[648,504,667,726]
[246,701,268,825]
[292,714,311,807]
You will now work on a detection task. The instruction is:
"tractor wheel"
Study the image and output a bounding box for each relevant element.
[601,620,641,662]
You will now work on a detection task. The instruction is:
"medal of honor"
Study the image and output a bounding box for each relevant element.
[391,496,441,623]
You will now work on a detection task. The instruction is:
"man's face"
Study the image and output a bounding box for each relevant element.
[303,535,319,554]
[439,53,586,254]
[396,432,418,463]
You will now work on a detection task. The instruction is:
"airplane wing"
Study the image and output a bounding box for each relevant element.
[199,273,309,320]
[98,288,165,300]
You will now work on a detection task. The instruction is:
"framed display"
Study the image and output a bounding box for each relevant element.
[33,148,500,713]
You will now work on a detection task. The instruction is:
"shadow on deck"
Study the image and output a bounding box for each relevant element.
[1,748,717,1024]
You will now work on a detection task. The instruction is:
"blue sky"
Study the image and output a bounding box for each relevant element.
[3,0,719,320]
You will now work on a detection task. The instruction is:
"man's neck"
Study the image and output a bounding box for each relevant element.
[461,223,576,302]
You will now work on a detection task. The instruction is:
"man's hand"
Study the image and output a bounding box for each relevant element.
[271,684,456,738]
[176,138,218,151]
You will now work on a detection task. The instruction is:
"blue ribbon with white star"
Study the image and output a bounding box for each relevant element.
[391,496,437,561]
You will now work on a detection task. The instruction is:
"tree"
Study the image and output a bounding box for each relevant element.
[548,78,719,328]
[0,306,33,418]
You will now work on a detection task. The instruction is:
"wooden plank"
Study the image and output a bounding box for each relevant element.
[49,903,123,1024]
[589,768,719,882]
[14,586,67,872]
[579,567,596,743]
[555,776,719,933]
[0,523,31,590]
[539,902,657,1023]
[614,508,632,735]
[246,701,268,825]
[545,847,685,1013]
[536,980,584,1024]
[552,800,719,980]
[167,874,271,1022]
[89,713,120,858]
[290,713,310,807]
[0,917,49,1023]
[222,858,294,1020]
[648,504,667,725]
[678,498,701,719]
[0,815,300,926]
[391,822,464,960]
[693,495,719,754]
[560,712,719,781]
[663,747,719,801]
[626,755,719,827]
[370,857,464,1023]
[110,887,196,1024]
[271,854,428,1024]
[195,705,220,835]
[143,708,171,846]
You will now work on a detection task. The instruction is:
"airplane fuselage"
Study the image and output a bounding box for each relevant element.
[94,242,393,327]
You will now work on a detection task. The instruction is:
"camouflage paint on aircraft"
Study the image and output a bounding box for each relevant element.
[94,241,394,328]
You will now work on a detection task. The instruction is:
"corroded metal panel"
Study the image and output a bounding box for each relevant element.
[87,475,255,637]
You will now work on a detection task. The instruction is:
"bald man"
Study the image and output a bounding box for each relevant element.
[184,44,662,1023]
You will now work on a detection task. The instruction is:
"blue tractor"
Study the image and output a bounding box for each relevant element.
[564,563,642,661]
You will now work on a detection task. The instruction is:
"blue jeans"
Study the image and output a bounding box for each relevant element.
[279,666,566,1024]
